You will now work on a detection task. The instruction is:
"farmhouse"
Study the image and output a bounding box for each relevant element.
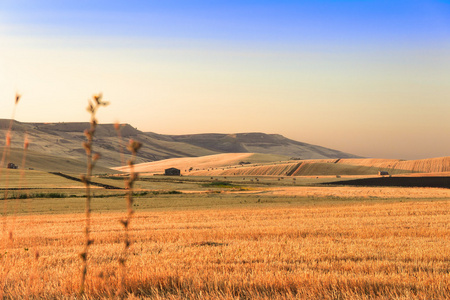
[7,163,18,169]
[165,167,181,176]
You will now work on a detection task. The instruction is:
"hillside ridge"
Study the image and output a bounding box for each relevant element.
[0,119,360,169]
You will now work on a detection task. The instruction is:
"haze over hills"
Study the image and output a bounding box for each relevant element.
[0,119,360,170]
[2,120,450,180]
[165,133,358,159]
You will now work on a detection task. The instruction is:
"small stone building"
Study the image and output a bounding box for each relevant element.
[378,171,389,176]
[165,167,181,176]
[7,163,18,169]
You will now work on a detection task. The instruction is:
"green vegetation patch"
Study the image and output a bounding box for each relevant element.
[6,190,183,200]
[201,181,240,189]
[9,192,69,199]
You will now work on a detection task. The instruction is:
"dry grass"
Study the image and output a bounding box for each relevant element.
[137,156,450,177]
[114,153,287,175]
[190,162,299,177]
[339,157,450,173]
[2,94,449,299]
[261,186,450,199]
[0,146,117,174]
[1,200,448,299]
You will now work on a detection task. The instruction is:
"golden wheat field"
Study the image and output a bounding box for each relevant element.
[121,154,450,177]
[1,199,449,299]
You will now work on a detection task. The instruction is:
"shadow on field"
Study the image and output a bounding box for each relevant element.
[49,172,123,189]
[325,176,450,189]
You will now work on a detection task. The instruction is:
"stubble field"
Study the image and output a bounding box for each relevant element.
[1,173,449,299]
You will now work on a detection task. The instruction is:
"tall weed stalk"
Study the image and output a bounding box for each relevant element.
[1,94,20,237]
[0,93,20,299]
[118,138,142,296]
[79,93,108,294]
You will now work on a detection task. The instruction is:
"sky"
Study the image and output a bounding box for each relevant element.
[1,0,450,159]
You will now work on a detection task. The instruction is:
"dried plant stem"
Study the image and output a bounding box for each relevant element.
[21,135,39,300]
[1,94,20,236]
[114,122,126,167]
[17,135,36,300]
[79,94,108,295]
[1,146,11,236]
[0,93,19,167]
[10,134,29,232]
[118,139,142,296]
[0,94,20,299]
[20,134,29,190]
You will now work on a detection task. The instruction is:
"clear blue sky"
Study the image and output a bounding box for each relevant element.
[1,0,450,159]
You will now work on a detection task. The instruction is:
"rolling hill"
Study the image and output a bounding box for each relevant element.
[123,155,450,177]
[114,153,290,175]
[166,133,358,160]
[2,119,450,179]
[0,119,360,171]
[0,147,116,174]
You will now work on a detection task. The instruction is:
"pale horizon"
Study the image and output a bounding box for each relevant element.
[1,1,450,160]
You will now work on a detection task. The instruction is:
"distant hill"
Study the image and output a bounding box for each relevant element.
[0,119,360,170]
[166,133,358,160]
[1,147,116,174]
